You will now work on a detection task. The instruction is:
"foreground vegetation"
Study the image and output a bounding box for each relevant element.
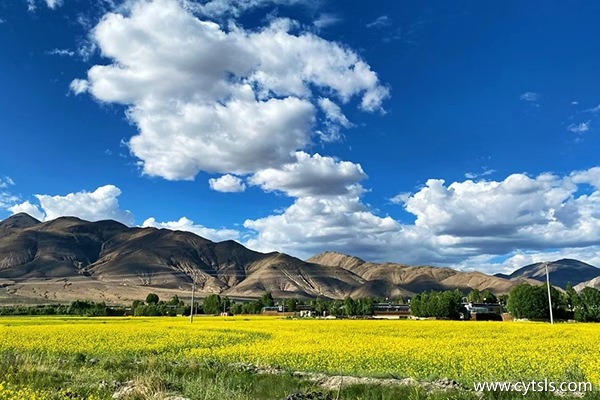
[1,316,600,399]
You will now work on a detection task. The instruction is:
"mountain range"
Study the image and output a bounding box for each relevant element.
[1,213,599,304]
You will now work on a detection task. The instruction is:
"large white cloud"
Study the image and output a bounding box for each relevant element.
[244,190,403,260]
[244,167,600,273]
[8,185,134,225]
[249,152,367,197]
[74,0,388,181]
[142,216,240,242]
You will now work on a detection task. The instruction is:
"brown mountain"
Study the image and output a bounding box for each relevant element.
[308,251,535,297]
[0,214,548,304]
[494,259,600,289]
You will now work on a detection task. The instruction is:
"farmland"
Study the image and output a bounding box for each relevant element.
[0,316,599,399]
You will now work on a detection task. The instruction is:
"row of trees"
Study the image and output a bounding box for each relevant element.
[0,300,126,316]
[410,290,464,319]
[3,284,598,322]
[132,294,187,316]
[196,293,379,316]
[506,283,600,322]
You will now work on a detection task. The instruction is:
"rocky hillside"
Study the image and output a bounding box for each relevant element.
[494,259,600,289]
[0,214,570,304]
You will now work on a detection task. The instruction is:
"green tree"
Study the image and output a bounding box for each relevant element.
[574,287,600,322]
[507,283,560,320]
[261,292,275,307]
[410,290,463,319]
[480,290,497,304]
[343,297,357,316]
[563,283,578,311]
[466,289,482,303]
[202,294,222,315]
[357,298,374,316]
[145,293,159,305]
[284,298,298,312]
[230,302,243,315]
[167,295,182,306]
[312,297,328,315]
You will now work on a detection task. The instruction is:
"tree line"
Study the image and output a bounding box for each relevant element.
[2,282,599,322]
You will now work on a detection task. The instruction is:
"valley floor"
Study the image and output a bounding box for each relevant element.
[0,316,598,399]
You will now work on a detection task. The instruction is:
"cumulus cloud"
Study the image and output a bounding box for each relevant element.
[73,0,388,181]
[249,152,367,197]
[245,167,600,273]
[69,79,89,94]
[142,216,239,242]
[8,201,45,221]
[8,185,134,225]
[244,192,402,260]
[208,174,246,193]
[567,121,591,134]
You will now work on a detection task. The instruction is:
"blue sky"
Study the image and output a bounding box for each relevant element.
[2,0,600,273]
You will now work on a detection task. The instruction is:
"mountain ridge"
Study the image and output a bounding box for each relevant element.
[0,213,596,304]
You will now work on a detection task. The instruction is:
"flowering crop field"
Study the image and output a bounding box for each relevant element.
[0,316,599,393]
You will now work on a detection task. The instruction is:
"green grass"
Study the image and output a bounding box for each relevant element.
[1,352,600,399]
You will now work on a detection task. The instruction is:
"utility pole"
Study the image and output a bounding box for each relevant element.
[190,274,196,324]
[545,262,554,325]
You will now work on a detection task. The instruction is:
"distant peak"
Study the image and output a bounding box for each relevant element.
[0,213,42,229]
[307,251,366,269]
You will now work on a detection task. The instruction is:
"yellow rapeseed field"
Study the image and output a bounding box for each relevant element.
[0,316,598,387]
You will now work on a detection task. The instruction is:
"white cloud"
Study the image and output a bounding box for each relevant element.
[520,91,540,102]
[366,15,391,29]
[464,168,495,180]
[249,152,367,197]
[8,201,45,221]
[26,0,64,11]
[567,121,591,134]
[244,193,402,260]
[317,97,352,142]
[142,216,239,242]
[245,167,600,273]
[69,79,89,95]
[0,177,17,208]
[184,0,310,19]
[208,174,246,193]
[8,185,134,225]
[585,104,600,113]
[0,18,6,24]
[313,14,342,30]
[389,192,410,205]
[45,0,64,9]
[48,48,75,57]
[74,0,388,181]
[0,176,14,189]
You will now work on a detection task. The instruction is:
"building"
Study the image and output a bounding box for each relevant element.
[373,303,410,319]
[464,302,503,321]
